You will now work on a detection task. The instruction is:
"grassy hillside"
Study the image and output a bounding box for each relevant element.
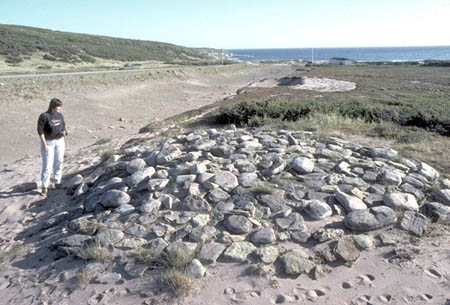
[0,24,217,65]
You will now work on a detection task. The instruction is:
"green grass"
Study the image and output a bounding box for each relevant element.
[0,24,219,64]
[214,96,450,136]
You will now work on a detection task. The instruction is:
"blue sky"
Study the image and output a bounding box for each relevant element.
[1,0,449,48]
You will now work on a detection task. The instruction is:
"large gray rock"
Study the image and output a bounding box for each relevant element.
[189,226,216,243]
[382,169,404,186]
[401,184,425,202]
[211,171,239,191]
[255,246,279,264]
[419,162,439,181]
[67,174,83,190]
[352,234,375,250]
[180,195,211,212]
[165,242,198,258]
[383,192,418,211]
[209,188,230,203]
[157,145,182,164]
[251,227,276,244]
[423,201,450,222]
[335,190,367,212]
[371,147,398,160]
[147,179,170,191]
[95,272,122,284]
[303,200,332,220]
[140,200,161,213]
[225,215,253,234]
[314,148,344,160]
[292,157,315,174]
[312,228,344,243]
[199,242,227,264]
[223,241,256,262]
[404,175,425,189]
[261,156,286,176]
[235,160,256,173]
[192,140,216,151]
[175,175,197,185]
[147,238,168,256]
[280,249,315,275]
[400,211,427,236]
[259,192,287,213]
[101,190,131,208]
[334,237,360,262]
[275,213,306,231]
[238,172,258,187]
[126,158,147,174]
[434,189,450,206]
[344,206,397,232]
[96,229,124,245]
[186,259,206,278]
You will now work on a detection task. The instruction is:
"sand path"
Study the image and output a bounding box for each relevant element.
[0,63,295,164]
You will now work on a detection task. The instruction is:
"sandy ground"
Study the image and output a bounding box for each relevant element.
[249,76,357,92]
[0,63,449,305]
[0,63,295,165]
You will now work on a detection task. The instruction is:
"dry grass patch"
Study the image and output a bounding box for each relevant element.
[161,269,196,298]
[134,248,160,265]
[163,247,196,271]
[73,269,95,290]
[252,182,277,195]
[158,245,201,298]
[77,242,112,262]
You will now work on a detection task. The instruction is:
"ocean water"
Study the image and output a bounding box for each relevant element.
[228,46,450,62]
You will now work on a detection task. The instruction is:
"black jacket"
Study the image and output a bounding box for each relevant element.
[37,112,66,140]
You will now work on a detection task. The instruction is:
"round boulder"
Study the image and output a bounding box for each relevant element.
[101,190,131,208]
[225,215,252,234]
[344,206,397,232]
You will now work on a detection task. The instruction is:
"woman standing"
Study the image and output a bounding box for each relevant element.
[37,98,67,196]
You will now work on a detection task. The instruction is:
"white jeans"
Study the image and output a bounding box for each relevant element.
[41,137,65,188]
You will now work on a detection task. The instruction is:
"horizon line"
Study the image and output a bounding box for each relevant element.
[226,45,450,50]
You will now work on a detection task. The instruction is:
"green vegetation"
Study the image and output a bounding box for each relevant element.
[0,24,217,64]
[252,182,277,194]
[214,96,450,136]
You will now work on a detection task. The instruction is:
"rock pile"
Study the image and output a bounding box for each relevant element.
[53,126,450,280]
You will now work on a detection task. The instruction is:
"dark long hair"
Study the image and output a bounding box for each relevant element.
[47,98,63,113]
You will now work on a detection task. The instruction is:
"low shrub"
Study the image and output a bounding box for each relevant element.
[215,96,450,136]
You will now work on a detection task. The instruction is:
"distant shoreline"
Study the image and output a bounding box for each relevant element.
[227,46,450,62]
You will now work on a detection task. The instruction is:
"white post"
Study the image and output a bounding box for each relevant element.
[311,48,314,63]
[221,49,224,65]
